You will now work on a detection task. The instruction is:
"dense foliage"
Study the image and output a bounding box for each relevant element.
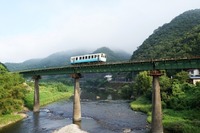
[132,71,152,98]
[0,64,27,115]
[0,63,8,73]
[130,70,200,132]
[131,9,200,60]
[131,71,200,110]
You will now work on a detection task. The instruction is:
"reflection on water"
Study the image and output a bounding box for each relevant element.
[33,112,39,130]
[0,100,150,133]
[107,94,112,100]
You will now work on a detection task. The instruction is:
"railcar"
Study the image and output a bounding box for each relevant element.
[70,53,106,65]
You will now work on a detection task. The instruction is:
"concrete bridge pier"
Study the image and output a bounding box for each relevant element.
[150,70,163,133]
[32,75,41,112]
[71,73,82,123]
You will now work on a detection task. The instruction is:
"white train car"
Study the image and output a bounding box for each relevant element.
[70,53,107,65]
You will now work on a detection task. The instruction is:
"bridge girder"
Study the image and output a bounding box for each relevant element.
[19,57,200,77]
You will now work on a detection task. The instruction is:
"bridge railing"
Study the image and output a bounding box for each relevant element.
[18,57,200,77]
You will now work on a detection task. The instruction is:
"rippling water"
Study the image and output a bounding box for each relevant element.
[0,100,150,133]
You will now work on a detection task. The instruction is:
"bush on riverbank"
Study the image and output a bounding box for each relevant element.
[0,79,73,129]
[0,64,28,128]
[130,71,200,133]
[0,65,28,116]
[130,97,200,133]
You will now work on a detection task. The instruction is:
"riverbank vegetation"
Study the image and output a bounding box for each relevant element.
[0,114,25,128]
[24,82,73,109]
[0,64,28,128]
[130,71,200,133]
[0,64,73,128]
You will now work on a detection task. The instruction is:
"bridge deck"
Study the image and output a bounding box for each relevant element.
[19,57,200,76]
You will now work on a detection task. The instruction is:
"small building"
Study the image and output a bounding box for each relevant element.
[104,75,112,81]
[188,69,200,76]
[190,76,200,85]
[188,69,200,85]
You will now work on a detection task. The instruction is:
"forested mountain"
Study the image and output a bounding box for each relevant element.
[5,49,89,71]
[5,47,131,71]
[131,9,200,60]
[93,47,131,62]
[0,62,8,72]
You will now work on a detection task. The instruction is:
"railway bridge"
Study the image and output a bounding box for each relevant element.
[19,57,200,133]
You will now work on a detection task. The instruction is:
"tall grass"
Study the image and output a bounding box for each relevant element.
[0,114,23,128]
[130,96,152,123]
[24,83,73,110]
[163,109,200,133]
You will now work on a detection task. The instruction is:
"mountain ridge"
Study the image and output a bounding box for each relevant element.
[131,9,200,60]
[5,47,131,71]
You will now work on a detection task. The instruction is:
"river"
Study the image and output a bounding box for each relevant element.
[0,100,149,133]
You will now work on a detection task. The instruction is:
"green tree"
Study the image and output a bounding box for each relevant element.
[121,85,133,99]
[0,65,27,115]
[133,71,152,99]
[159,74,172,108]
[168,83,186,110]
[0,64,8,73]
[173,71,189,84]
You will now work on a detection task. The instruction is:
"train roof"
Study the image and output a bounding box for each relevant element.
[71,53,106,58]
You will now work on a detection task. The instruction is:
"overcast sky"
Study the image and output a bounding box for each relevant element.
[0,0,199,63]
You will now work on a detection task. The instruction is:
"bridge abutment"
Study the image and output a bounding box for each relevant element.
[32,75,41,112]
[150,70,163,133]
[71,73,82,123]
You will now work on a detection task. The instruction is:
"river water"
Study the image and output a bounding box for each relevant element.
[0,100,149,133]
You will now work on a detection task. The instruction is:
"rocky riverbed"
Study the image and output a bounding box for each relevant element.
[0,100,149,133]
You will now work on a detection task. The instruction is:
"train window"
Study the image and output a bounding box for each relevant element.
[79,57,82,60]
[83,57,84,59]
[91,55,93,58]
[94,55,97,58]
[76,57,78,60]
[88,56,90,59]
[101,54,105,57]
[85,56,87,59]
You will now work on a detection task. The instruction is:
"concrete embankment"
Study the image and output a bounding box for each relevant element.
[53,124,88,133]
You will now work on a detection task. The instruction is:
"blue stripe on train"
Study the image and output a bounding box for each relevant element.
[71,58,100,64]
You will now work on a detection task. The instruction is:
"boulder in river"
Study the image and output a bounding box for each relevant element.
[53,124,88,133]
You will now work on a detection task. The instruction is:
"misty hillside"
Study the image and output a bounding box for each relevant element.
[131,9,200,60]
[5,49,89,71]
[93,47,131,62]
[0,62,8,72]
[5,47,131,71]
